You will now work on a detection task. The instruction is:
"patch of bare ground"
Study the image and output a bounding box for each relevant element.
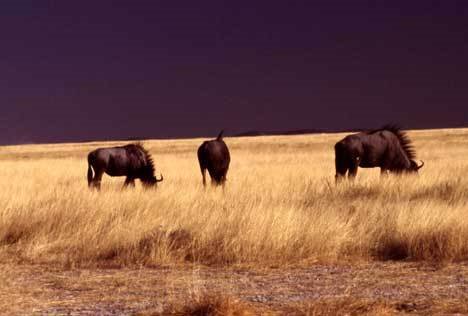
[2,262,468,315]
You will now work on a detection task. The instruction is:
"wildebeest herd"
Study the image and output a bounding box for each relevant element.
[86,125,423,190]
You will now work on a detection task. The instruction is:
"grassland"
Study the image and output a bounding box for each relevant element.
[0,128,467,314]
[1,128,467,266]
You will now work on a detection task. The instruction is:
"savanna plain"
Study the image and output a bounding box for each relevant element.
[0,128,467,315]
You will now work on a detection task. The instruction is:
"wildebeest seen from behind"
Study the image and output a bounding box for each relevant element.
[197,130,231,187]
[87,143,163,190]
[334,125,424,182]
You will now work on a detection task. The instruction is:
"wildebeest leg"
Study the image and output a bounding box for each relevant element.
[123,177,135,188]
[221,176,227,191]
[348,161,358,180]
[335,142,348,183]
[87,164,94,188]
[335,172,346,183]
[335,160,348,184]
[207,169,218,187]
[92,170,104,190]
[200,167,207,187]
[213,173,224,187]
[380,168,389,177]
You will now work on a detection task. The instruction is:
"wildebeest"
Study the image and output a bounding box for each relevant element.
[334,125,424,182]
[87,143,163,189]
[197,130,231,187]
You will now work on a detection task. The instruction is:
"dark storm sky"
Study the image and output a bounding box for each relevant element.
[1,1,467,144]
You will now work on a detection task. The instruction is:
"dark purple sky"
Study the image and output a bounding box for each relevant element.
[1,1,467,144]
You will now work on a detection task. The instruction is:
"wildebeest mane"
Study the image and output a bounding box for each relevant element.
[368,124,416,160]
[130,143,155,176]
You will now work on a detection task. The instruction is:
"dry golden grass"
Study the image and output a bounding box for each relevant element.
[0,128,467,266]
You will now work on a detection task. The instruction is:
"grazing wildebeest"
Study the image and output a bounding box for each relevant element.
[334,125,424,182]
[197,130,231,187]
[87,143,163,190]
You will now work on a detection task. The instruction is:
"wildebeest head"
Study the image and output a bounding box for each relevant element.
[409,160,425,173]
[141,173,164,187]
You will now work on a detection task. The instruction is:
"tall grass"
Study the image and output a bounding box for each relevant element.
[0,129,467,266]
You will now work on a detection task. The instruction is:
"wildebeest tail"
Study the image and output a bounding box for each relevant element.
[87,153,94,186]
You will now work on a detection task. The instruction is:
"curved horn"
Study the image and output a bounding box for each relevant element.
[417,160,424,170]
[156,173,164,182]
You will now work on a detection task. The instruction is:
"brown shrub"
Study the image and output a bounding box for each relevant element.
[153,294,258,316]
